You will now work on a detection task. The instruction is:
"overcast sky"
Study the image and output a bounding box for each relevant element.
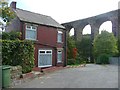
[7,0,120,34]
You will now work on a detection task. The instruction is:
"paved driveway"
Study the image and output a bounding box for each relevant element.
[13,64,118,88]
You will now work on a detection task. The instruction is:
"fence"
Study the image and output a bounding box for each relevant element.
[109,57,120,65]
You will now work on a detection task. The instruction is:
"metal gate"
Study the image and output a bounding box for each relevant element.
[38,50,52,67]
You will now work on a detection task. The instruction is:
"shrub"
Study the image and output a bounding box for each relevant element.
[1,40,34,73]
[67,57,86,65]
[96,54,109,64]
[75,57,86,64]
[2,31,21,40]
[67,59,75,65]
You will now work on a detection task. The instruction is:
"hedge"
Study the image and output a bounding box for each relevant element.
[96,54,109,64]
[67,57,86,65]
[2,31,21,40]
[1,40,34,73]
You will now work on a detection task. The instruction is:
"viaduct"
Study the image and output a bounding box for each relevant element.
[62,9,120,62]
[62,9,119,41]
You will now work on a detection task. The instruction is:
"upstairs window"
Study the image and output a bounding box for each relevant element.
[57,31,63,43]
[25,24,37,40]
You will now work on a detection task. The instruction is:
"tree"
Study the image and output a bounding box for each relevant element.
[118,25,120,56]
[0,0,15,23]
[93,30,118,58]
[76,34,91,61]
[67,35,76,59]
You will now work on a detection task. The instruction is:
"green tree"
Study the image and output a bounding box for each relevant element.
[67,35,76,59]
[93,30,118,58]
[118,25,120,56]
[76,34,91,61]
[0,0,15,23]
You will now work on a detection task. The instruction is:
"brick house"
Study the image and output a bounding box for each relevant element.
[6,2,67,68]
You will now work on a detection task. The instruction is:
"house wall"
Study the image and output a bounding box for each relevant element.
[22,23,65,67]
[5,17,21,32]
[34,44,65,67]
[7,1,66,69]
[6,20,65,68]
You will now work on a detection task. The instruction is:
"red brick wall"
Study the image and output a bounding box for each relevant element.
[5,18,66,68]
[34,25,65,67]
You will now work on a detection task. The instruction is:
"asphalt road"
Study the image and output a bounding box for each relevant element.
[13,64,118,88]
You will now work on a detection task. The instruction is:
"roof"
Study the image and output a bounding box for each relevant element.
[14,8,65,29]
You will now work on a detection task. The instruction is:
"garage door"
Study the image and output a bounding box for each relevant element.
[38,50,52,67]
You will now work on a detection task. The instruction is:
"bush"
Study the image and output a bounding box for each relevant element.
[2,31,21,40]
[67,57,86,65]
[67,59,75,65]
[76,57,86,64]
[96,54,109,64]
[1,40,34,73]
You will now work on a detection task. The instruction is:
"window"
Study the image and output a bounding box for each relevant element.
[38,50,52,67]
[57,31,63,43]
[57,50,62,63]
[25,24,37,40]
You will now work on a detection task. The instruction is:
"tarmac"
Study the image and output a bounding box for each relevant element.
[13,64,118,88]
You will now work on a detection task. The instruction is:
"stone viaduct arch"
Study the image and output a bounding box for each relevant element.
[62,9,119,62]
[62,9,118,41]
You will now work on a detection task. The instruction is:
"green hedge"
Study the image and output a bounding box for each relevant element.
[1,40,34,73]
[2,31,21,40]
[67,59,76,65]
[96,54,109,64]
[67,57,86,65]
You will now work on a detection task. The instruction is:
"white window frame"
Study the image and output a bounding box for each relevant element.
[57,50,62,63]
[57,31,63,43]
[25,24,37,40]
[38,49,52,68]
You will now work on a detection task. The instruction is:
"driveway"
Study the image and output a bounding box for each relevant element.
[13,64,118,88]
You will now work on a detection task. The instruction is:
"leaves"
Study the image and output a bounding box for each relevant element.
[2,31,21,40]
[76,34,91,60]
[2,40,34,73]
[0,0,15,23]
[93,30,118,58]
[67,35,76,59]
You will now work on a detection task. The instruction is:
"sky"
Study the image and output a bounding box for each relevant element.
[6,0,120,34]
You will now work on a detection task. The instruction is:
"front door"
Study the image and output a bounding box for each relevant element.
[38,50,52,67]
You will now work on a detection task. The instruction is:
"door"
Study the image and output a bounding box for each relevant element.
[38,50,52,67]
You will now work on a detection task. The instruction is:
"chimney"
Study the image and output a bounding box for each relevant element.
[10,1,16,9]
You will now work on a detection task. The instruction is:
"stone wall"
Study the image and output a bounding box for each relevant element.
[10,66,22,79]
[10,66,22,86]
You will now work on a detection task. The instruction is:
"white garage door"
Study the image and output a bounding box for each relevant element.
[38,50,52,67]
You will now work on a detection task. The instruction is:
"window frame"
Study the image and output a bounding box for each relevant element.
[57,50,62,63]
[38,49,52,68]
[25,24,37,40]
[57,30,63,43]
